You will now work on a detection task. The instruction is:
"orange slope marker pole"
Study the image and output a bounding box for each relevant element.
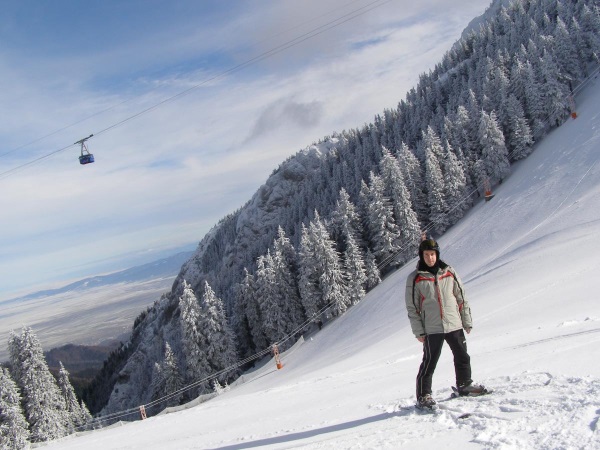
[273,344,283,370]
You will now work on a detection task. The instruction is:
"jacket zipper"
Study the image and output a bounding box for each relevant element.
[434,278,444,319]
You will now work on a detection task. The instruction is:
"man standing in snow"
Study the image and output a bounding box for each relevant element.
[405,238,486,410]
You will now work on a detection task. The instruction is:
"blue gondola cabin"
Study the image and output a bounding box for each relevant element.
[79,153,95,164]
[75,134,95,165]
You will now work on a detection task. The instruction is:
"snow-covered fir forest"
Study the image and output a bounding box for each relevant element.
[1,327,93,447]
[1,0,599,446]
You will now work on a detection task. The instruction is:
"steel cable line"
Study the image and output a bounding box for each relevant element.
[0,143,76,180]
[0,98,137,160]
[0,0,394,181]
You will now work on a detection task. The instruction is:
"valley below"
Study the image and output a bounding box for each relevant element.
[0,276,175,363]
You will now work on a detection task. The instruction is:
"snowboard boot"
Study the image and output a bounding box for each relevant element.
[457,381,488,396]
[416,394,437,410]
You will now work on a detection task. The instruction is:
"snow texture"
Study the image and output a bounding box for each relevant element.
[41,67,600,450]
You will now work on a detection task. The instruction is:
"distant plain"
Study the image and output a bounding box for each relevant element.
[0,276,175,361]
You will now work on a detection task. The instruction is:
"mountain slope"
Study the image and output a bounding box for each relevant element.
[45,57,600,450]
[8,250,194,302]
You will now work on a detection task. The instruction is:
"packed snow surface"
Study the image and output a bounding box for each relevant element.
[42,79,600,449]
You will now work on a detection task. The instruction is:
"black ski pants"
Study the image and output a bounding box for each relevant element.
[416,329,471,399]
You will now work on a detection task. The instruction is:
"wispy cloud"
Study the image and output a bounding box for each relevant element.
[247,98,324,142]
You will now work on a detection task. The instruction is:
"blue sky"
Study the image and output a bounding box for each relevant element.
[0,0,491,299]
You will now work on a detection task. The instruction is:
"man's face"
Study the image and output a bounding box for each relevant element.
[423,249,437,268]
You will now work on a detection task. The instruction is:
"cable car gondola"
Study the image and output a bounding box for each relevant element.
[75,134,94,165]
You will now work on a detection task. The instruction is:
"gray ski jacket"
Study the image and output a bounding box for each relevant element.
[405,262,472,337]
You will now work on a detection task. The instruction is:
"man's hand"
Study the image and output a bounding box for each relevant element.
[465,328,472,334]
[417,336,425,343]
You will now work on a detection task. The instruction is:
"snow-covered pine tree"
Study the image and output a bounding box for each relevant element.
[256,250,304,343]
[440,141,470,224]
[8,327,69,442]
[482,59,508,130]
[178,280,211,394]
[79,402,92,430]
[343,231,367,306]
[506,94,534,160]
[239,268,269,353]
[298,213,349,321]
[329,187,362,250]
[0,367,30,449]
[553,16,584,82]
[424,126,445,162]
[360,173,401,267]
[396,142,428,224]
[478,109,510,183]
[379,146,421,263]
[198,281,238,383]
[424,139,449,235]
[255,252,284,344]
[522,59,547,139]
[535,8,552,32]
[150,362,165,405]
[57,362,91,431]
[298,222,322,322]
[309,212,349,318]
[273,226,299,275]
[271,232,306,340]
[6,331,22,385]
[567,16,589,73]
[364,248,381,291]
[556,0,574,26]
[509,56,528,105]
[161,342,183,407]
[465,90,482,158]
[539,49,570,128]
[452,105,478,175]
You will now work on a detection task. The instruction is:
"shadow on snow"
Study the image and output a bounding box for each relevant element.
[208,411,397,449]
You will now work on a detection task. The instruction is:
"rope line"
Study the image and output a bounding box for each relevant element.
[0,143,75,180]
